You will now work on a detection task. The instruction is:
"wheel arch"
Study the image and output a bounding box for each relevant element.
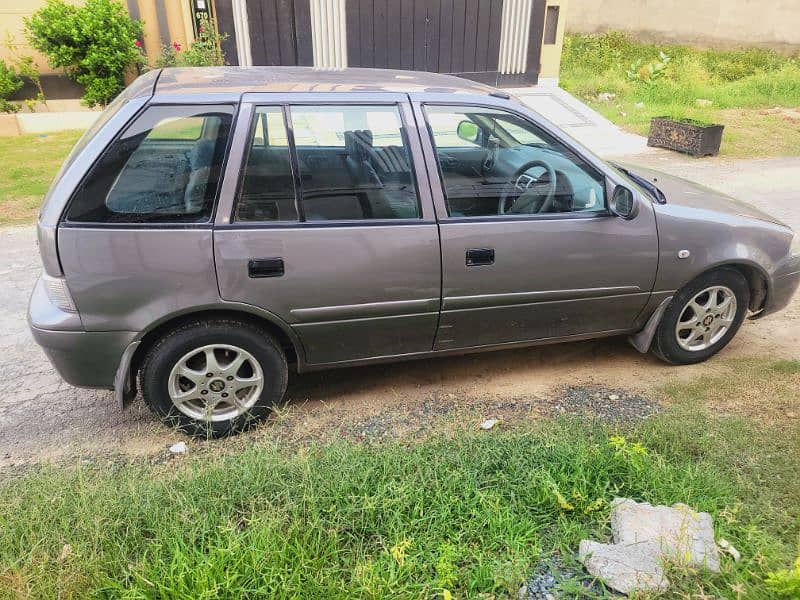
[705,260,768,312]
[630,260,768,354]
[121,304,306,407]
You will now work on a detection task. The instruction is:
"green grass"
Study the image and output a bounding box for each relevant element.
[0,130,83,226]
[1,359,799,598]
[560,32,800,157]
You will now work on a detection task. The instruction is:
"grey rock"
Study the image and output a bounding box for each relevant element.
[611,498,720,572]
[579,539,669,594]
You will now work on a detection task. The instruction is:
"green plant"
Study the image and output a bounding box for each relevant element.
[179,16,227,66]
[626,51,672,85]
[148,17,227,69]
[154,42,181,68]
[3,33,46,111]
[25,0,143,107]
[0,59,22,113]
[766,556,800,598]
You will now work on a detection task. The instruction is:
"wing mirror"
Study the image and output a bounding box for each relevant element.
[610,185,637,220]
[456,120,480,144]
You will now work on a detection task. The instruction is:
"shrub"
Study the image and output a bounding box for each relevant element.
[0,59,22,113]
[625,51,672,85]
[25,0,143,107]
[703,47,785,82]
[151,16,227,68]
[180,17,227,66]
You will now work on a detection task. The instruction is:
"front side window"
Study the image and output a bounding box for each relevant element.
[424,105,606,218]
[66,105,234,223]
[290,105,420,221]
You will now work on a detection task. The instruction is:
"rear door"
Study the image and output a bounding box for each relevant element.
[214,95,441,366]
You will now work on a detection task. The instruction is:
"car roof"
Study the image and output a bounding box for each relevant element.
[151,66,499,97]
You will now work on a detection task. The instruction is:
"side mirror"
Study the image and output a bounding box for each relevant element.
[456,120,480,144]
[610,185,637,219]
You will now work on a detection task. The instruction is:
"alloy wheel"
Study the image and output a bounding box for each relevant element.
[675,285,738,352]
[167,344,264,422]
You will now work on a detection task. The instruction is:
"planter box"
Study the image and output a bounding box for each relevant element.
[647,117,724,157]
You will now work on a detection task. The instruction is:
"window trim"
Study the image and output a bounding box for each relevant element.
[61,102,239,227]
[421,101,612,222]
[228,101,425,227]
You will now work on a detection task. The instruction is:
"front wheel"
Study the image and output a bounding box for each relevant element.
[652,269,750,365]
[140,319,288,437]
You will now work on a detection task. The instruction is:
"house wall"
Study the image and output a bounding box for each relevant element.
[540,0,568,79]
[0,0,196,100]
[567,0,800,51]
[0,0,78,76]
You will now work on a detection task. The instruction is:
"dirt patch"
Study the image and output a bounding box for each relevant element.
[0,198,40,226]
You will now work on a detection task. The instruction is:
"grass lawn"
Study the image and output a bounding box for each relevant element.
[0,130,83,226]
[560,33,800,158]
[1,358,798,598]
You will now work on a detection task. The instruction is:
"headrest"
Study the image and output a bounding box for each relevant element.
[344,129,373,162]
[189,139,216,169]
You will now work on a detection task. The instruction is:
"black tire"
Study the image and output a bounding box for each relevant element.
[140,318,288,437]
[652,268,750,365]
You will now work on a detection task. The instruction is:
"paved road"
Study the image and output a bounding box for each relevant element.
[1,156,798,465]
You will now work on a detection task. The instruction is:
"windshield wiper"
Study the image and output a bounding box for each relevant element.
[612,163,667,204]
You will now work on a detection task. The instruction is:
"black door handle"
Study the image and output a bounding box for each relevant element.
[466,248,495,266]
[248,258,284,278]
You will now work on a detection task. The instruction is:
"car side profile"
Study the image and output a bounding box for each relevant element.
[29,67,800,436]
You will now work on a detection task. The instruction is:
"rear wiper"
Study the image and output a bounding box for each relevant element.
[612,163,667,204]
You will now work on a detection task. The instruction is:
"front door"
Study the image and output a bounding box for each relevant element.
[418,103,659,350]
[214,100,441,366]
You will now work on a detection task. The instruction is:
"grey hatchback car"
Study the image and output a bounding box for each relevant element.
[29,67,800,436]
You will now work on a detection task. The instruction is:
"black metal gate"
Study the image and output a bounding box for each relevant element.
[345,0,504,84]
[216,0,546,86]
[216,0,313,67]
[345,0,546,86]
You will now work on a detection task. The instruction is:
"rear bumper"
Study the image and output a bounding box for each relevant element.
[28,274,136,389]
[30,326,136,389]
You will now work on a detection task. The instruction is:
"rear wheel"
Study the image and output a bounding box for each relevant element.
[140,319,288,437]
[653,269,749,365]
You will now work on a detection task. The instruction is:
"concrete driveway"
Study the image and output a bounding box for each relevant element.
[2,156,799,466]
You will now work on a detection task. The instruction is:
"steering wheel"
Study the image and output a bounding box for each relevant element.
[498,160,558,215]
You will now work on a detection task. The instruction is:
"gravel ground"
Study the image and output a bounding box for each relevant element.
[517,557,609,599]
[541,386,661,422]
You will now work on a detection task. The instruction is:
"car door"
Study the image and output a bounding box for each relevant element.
[414,101,659,350]
[214,96,441,366]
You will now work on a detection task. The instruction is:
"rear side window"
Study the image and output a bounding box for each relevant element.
[290,105,420,221]
[235,106,297,222]
[65,105,234,223]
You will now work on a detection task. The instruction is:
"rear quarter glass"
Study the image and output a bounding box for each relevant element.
[64,104,235,224]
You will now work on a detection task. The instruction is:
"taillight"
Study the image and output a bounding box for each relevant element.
[41,273,77,312]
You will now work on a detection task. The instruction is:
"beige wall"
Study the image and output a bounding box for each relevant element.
[540,0,568,79]
[567,0,800,51]
[0,0,196,75]
[0,0,81,74]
